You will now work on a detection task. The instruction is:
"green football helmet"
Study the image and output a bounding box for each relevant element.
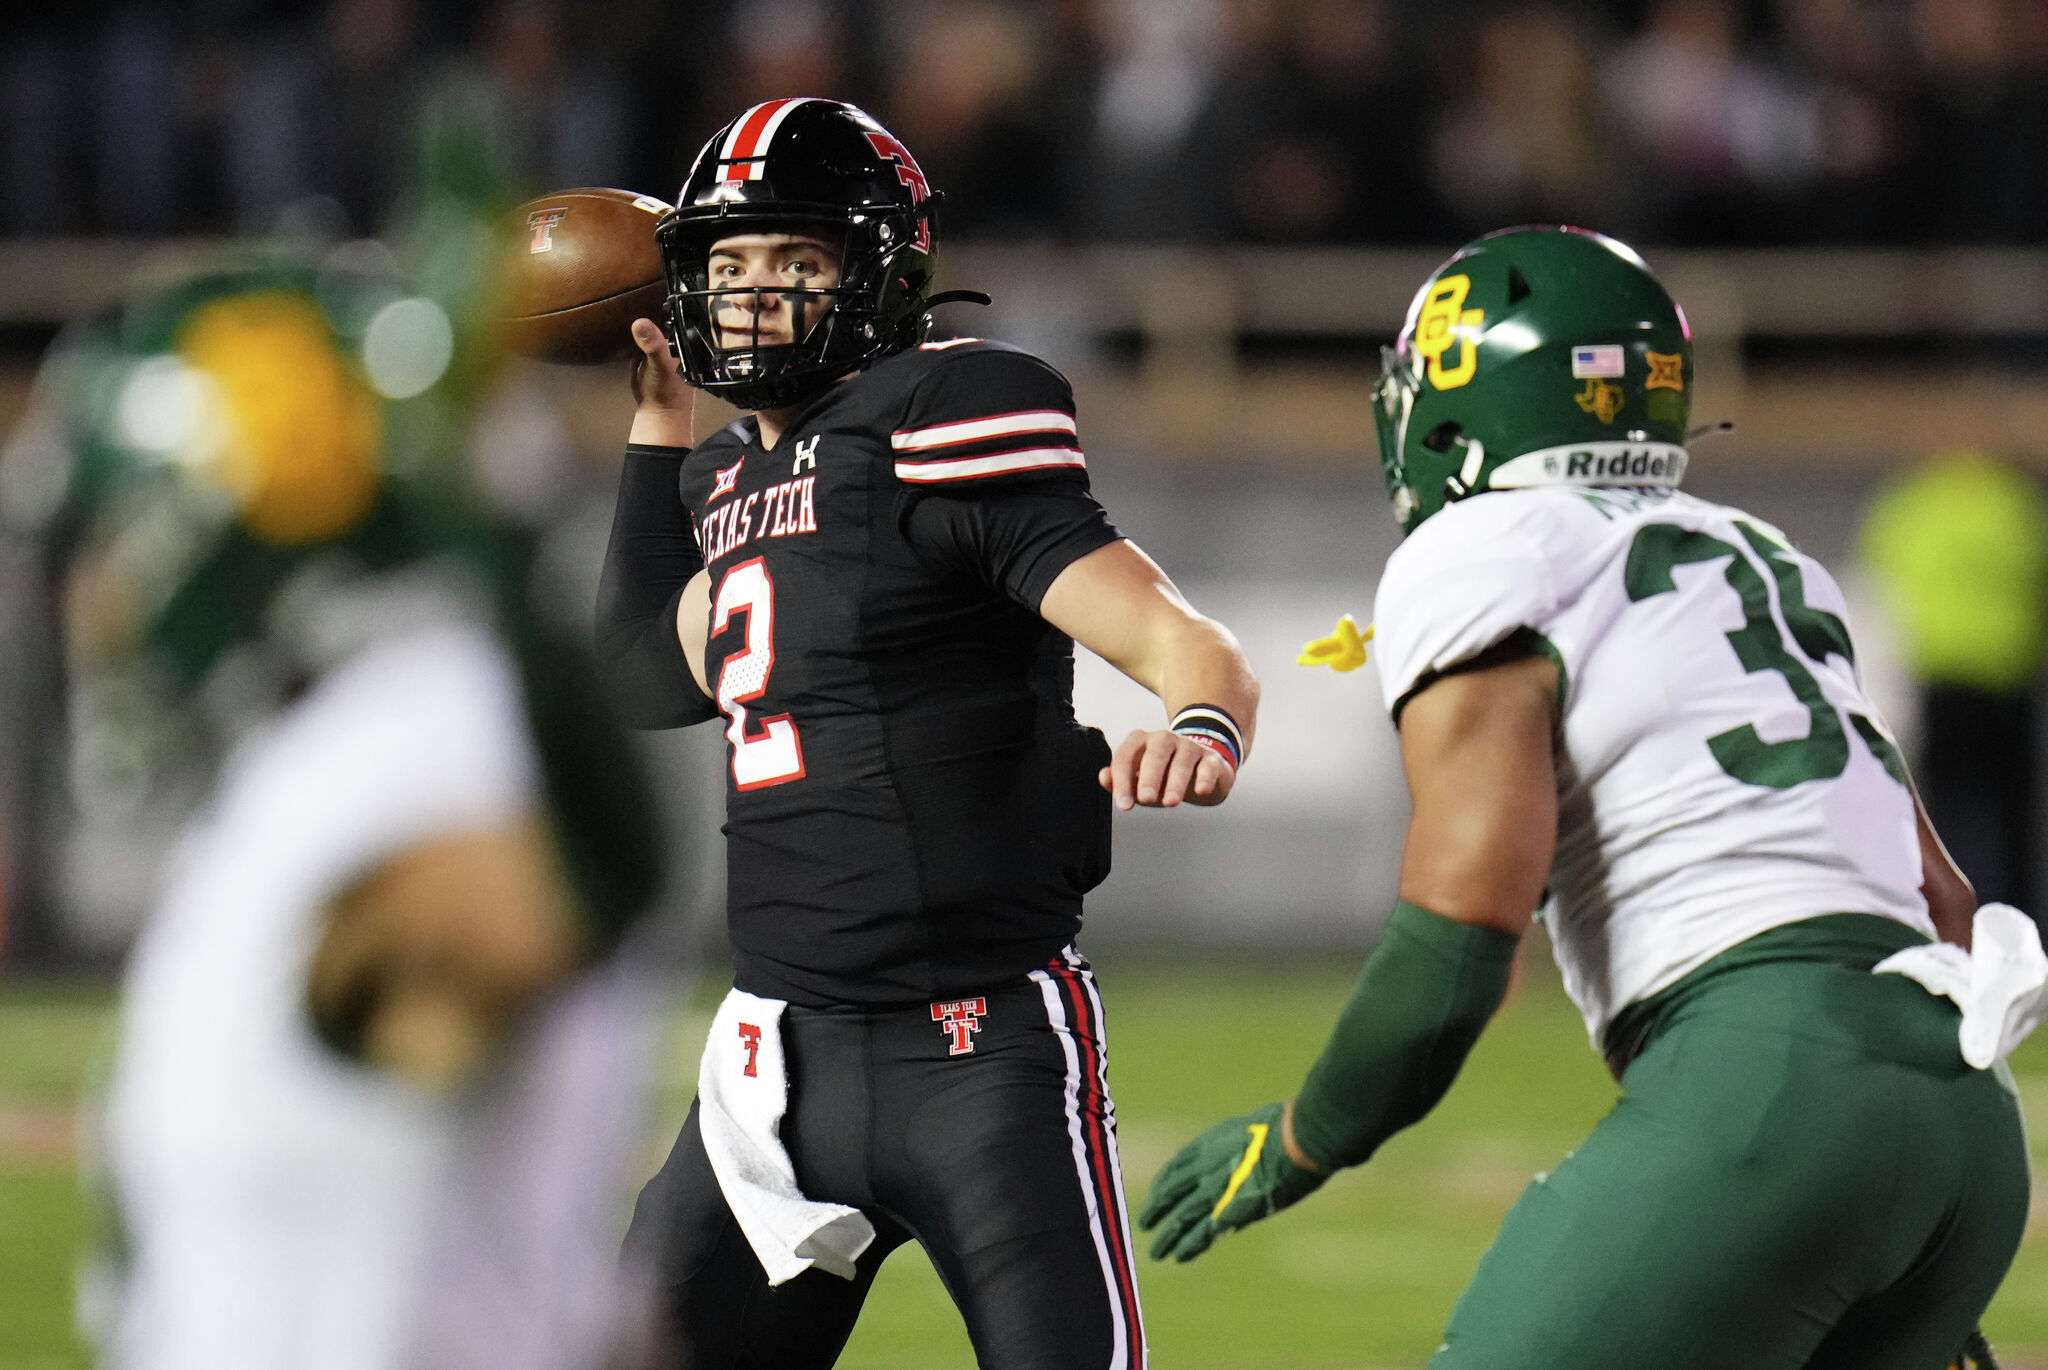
[1372,226,1694,534]
[19,255,660,939]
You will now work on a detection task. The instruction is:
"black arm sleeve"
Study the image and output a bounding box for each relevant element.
[593,443,718,729]
[901,477,1123,609]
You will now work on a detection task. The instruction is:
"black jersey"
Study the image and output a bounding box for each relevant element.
[597,340,1123,1006]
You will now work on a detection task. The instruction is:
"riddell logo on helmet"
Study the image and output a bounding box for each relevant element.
[1567,449,1674,479]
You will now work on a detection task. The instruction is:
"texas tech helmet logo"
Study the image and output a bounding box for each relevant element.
[863,130,933,253]
[527,207,568,253]
[931,998,988,1056]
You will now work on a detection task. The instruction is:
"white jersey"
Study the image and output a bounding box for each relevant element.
[1373,488,1931,1044]
[102,622,539,1370]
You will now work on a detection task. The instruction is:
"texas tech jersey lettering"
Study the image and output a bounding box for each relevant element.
[675,341,1121,1006]
[698,476,818,563]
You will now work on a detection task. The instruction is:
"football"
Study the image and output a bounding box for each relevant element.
[501,187,672,365]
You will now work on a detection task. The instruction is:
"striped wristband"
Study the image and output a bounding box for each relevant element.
[1171,705,1244,771]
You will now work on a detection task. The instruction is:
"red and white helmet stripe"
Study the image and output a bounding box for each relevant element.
[715,97,814,182]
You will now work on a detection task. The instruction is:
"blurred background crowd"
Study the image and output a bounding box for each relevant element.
[2,0,2048,970]
[7,0,2048,247]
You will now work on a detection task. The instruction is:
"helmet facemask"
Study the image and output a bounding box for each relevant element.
[1372,343,1421,528]
[657,202,935,413]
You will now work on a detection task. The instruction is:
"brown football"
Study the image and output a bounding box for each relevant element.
[501,187,672,365]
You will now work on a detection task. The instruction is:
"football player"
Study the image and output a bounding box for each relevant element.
[596,99,1257,1369]
[31,260,666,1370]
[1139,228,2034,1369]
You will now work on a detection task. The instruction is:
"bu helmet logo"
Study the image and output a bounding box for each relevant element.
[527,207,568,253]
[1413,274,1484,390]
[931,998,988,1056]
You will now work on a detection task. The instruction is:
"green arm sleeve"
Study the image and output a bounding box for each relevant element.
[1289,900,1521,1171]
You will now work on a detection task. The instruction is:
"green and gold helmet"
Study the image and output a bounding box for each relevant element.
[34,258,455,694]
[16,256,660,944]
[1372,226,1694,534]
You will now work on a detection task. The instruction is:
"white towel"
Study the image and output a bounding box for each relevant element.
[1874,903,2048,1068]
[697,990,876,1285]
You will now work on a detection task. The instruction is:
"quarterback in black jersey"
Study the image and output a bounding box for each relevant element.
[597,100,1256,1370]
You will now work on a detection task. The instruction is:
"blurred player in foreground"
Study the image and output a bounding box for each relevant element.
[1142,227,2038,1369]
[18,257,664,1370]
[597,99,1256,1368]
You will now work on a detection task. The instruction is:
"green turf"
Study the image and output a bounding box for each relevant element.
[0,985,113,1370]
[7,951,2047,1369]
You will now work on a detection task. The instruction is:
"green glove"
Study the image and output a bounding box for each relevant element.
[1137,1102,1326,1262]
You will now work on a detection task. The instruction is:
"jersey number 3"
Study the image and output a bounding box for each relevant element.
[713,558,805,789]
[1625,521,1905,791]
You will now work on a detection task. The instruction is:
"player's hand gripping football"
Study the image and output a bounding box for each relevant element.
[628,317,694,448]
[1139,1102,1326,1261]
[1101,729,1236,809]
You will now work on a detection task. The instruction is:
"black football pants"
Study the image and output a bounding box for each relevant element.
[622,950,1147,1370]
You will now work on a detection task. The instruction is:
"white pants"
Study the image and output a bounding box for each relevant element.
[99,965,662,1370]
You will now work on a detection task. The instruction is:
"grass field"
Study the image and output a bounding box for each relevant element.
[5,943,2046,1368]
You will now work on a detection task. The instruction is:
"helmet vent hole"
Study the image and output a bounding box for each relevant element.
[1421,422,1462,454]
[1507,268,1533,304]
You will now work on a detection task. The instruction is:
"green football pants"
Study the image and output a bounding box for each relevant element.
[1431,917,2030,1370]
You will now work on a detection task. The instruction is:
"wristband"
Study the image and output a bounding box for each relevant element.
[1170,704,1243,770]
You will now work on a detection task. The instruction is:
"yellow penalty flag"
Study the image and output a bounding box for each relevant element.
[1297,614,1373,672]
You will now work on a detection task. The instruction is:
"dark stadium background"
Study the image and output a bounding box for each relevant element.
[1,2,2045,1366]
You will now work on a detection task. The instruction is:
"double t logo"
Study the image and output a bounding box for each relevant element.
[737,1022,763,1077]
[863,130,933,252]
[931,998,988,1056]
[526,207,568,253]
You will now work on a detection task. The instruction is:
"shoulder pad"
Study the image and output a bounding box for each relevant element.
[886,339,1083,489]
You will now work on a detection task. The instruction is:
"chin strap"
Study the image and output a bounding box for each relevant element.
[924,290,992,310]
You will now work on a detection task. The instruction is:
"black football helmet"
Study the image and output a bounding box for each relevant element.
[658,98,945,411]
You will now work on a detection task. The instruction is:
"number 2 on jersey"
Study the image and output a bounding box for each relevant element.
[1625,522,1905,790]
[713,557,805,789]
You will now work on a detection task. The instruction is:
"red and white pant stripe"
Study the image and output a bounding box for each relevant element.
[1031,947,1148,1370]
